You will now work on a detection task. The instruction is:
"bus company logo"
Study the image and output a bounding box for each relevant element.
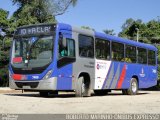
[96,63,106,70]
[152,69,157,74]
[139,68,145,77]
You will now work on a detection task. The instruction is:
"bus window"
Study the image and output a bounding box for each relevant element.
[79,35,94,58]
[148,50,156,66]
[137,48,147,64]
[112,42,124,61]
[59,38,75,58]
[125,45,136,63]
[58,38,75,68]
[96,38,110,60]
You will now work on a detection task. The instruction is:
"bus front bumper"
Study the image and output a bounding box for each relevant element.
[9,77,58,90]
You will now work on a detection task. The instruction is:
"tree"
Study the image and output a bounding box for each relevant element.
[0,9,10,62]
[11,0,78,27]
[118,18,160,43]
[0,9,9,31]
[103,29,116,36]
[47,0,78,16]
[121,18,135,30]
[12,0,56,26]
[145,20,160,43]
[0,9,11,87]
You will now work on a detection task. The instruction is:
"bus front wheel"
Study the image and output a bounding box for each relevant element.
[122,78,138,95]
[75,76,91,97]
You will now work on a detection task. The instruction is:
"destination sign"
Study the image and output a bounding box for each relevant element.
[15,24,56,35]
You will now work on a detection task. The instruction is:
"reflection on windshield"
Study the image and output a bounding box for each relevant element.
[12,36,53,68]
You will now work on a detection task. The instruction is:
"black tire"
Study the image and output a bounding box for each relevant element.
[75,76,91,97]
[126,78,138,95]
[94,90,108,96]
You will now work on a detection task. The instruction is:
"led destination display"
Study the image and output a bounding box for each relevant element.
[15,24,56,35]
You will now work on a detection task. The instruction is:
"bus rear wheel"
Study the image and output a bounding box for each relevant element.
[75,76,91,97]
[123,78,138,95]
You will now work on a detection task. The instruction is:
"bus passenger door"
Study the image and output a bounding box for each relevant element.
[56,32,76,90]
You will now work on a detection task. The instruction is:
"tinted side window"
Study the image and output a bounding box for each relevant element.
[58,38,76,68]
[79,35,94,58]
[96,38,110,60]
[125,45,136,63]
[112,42,124,61]
[138,48,147,64]
[59,38,75,58]
[148,50,156,65]
[67,39,75,57]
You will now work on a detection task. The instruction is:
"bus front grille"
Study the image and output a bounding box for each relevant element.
[15,82,39,88]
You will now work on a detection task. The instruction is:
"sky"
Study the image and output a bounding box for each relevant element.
[0,0,160,35]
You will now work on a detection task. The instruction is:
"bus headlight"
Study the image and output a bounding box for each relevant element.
[43,70,52,79]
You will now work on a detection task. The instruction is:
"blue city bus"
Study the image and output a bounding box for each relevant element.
[9,23,158,97]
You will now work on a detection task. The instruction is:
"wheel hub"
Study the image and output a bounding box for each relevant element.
[131,81,137,93]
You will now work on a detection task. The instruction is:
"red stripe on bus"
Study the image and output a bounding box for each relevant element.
[117,65,126,89]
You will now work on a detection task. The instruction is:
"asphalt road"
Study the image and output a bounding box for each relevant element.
[0,90,160,114]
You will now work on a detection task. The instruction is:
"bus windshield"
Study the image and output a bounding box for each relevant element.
[12,35,54,69]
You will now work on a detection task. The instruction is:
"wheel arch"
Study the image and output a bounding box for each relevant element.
[78,72,91,87]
